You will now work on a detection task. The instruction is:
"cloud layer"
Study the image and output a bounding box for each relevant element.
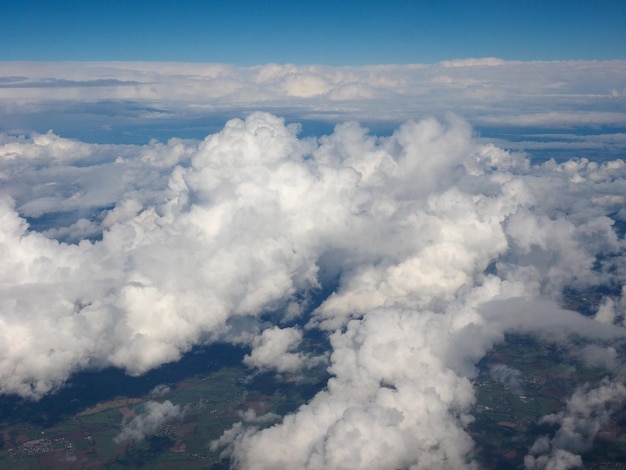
[1,112,626,467]
[1,60,625,148]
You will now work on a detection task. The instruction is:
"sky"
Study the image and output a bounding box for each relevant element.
[2,0,626,64]
[2,2,626,470]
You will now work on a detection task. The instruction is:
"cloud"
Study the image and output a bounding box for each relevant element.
[440,58,508,67]
[243,326,317,374]
[477,111,626,128]
[238,408,282,425]
[489,364,523,394]
[1,60,624,140]
[0,77,141,89]
[114,400,181,444]
[221,308,479,470]
[0,131,194,225]
[524,380,626,469]
[1,110,626,468]
[149,384,171,396]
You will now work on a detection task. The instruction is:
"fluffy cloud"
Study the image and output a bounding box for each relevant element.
[243,326,317,374]
[1,111,626,468]
[114,400,182,444]
[525,380,626,469]
[218,308,479,470]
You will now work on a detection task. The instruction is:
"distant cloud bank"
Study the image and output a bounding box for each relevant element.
[1,60,625,142]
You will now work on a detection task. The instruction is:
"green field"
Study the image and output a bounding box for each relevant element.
[2,331,626,469]
[0,343,329,470]
[471,333,626,469]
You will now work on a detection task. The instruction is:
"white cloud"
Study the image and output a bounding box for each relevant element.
[477,111,626,128]
[114,400,181,444]
[1,60,624,134]
[441,58,508,68]
[525,380,626,469]
[243,326,312,374]
[216,308,480,470]
[1,109,626,468]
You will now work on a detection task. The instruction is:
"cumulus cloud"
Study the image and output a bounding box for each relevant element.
[114,400,181,444]
[218,308,479,470]
[1,110,626,468]
[243,326,318,374]
[525,380,626,469]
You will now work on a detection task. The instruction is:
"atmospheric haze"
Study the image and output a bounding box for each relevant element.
[1,60,626,469]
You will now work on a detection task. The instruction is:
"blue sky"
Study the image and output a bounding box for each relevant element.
[2,0,626,64]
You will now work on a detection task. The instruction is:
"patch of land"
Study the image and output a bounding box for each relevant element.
[0,344,329,470]
[471,333,626,469]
